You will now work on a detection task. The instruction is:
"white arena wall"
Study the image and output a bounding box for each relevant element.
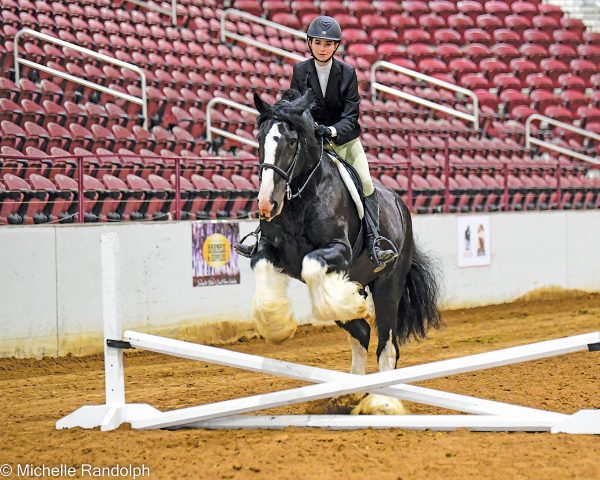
[1,210,599,359]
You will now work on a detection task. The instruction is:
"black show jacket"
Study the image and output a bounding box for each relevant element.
[290,58,361,145]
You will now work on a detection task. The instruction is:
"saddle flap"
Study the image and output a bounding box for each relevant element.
[326,151,365,220]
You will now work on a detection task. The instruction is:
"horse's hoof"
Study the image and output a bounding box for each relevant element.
[305,393,367,415]
[256,315,297,344]
[351,394,409,415]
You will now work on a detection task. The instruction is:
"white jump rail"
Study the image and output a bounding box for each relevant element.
[126,0,178,25]
[221,8,307,63]
[371,60,480,131]
[525,114,600,166]
[206,97,259,148]
[14,28,149,129]
[56,233,600,434]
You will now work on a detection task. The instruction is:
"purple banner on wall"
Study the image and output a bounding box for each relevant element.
[192,222,240,287]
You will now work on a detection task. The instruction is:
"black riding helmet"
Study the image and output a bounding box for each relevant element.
[306,15,342,42]
[306,16,342,63]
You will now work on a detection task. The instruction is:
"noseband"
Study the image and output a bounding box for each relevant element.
[259,130,324,201]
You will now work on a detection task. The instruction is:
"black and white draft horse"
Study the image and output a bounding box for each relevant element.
[250,89,441,414]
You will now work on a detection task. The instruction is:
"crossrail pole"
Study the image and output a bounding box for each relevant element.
[132,332,600,429]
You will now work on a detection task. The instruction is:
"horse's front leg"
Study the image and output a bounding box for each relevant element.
[250,242,297,344]
[301,242,369,322]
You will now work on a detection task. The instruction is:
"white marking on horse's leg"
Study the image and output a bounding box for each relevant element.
[378,329,397,372]
[301,256,368,322]
[257,123,280,213]
[352,330,408,415]
[349,335,367,375]
[252,259,297,344]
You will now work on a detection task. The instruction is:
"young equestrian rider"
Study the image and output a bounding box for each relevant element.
[237,15,398,273]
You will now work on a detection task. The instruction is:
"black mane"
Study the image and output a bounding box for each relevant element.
[257,89,318,152]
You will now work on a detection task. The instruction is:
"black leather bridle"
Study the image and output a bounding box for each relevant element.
[259,131,324,201]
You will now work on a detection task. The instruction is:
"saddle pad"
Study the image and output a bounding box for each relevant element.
[327,151,365,219]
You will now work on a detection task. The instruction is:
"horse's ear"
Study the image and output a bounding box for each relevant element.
[297,88,316,112]
[254,93,272,114]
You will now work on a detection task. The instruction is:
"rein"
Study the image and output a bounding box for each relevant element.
[259,134,324,201]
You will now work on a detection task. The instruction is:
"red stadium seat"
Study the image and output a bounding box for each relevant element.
[448,13,474,36]
[500,89,529,113]
[532,14,559,34]
[419,14,445,31]
[570,59,597,87]
[3,173,48,223]
[70,124,95,151]
[23,121,49,151]
[504,14,532,34]
[46,122,72,151]
[511,1,538,20]
[519,43,548,64]
[476,14,503,34]
[491,43,520,62]
[530,89,559,113]
[525,72,553,91]
[457,1,483,22]
[403,29,431,45]
[437,43,463,62]
[464,28,492,45]
[510,58,540,82]
[0,120,26,150]
[493,28,521,46]
[493,73,522,94]
[577,45,600,64]
[522,28,551,48]
[557,73,586,92]
[464,44,491,64]
[434,29,462,45]
[560,90,588,114]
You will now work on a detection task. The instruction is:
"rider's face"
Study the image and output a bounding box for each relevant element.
[310,38,338,64]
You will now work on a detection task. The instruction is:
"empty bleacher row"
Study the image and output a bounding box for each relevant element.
[0,0,599,225]
[1,0,599,150]
[2,145,599,225]
[0,152,260,224]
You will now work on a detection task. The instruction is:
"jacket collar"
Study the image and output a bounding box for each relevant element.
[307,58,342,103]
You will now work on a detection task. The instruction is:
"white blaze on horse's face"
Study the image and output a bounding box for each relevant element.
[258,122,281,220]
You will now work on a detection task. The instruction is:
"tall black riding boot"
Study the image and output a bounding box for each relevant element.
[234,225,260,259]
[364,193,399,273]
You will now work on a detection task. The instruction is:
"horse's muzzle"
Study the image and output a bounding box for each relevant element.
[258,199,276,221]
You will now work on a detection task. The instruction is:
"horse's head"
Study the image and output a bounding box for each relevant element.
[254,89,318,221]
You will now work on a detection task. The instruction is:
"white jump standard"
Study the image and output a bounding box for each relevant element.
[56,233,600,434]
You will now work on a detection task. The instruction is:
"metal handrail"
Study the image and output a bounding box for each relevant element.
[206,97,259,148]
[125,0,177,26]
[370,60,480,131]
[220,8,306,62]
[14,28,149,129]
[525,114,600,165]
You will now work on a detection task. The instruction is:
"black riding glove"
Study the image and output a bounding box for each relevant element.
[315,124,333,138]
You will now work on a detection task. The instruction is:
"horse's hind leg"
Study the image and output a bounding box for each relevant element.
[305,318,370,415]
[337,318,370,375]
[351,277,409,415]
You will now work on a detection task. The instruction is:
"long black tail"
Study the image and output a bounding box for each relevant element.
[397,243,442,342]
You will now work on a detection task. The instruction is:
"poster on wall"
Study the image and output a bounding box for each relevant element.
[457,215,491,268]
[192,222,240,286]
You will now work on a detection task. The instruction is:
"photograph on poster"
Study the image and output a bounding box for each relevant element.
[457,215,491,268]
[192,222,240,286]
